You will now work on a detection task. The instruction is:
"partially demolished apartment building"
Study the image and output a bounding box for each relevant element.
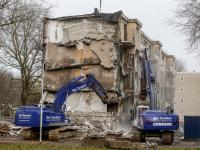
[43,11,176,122]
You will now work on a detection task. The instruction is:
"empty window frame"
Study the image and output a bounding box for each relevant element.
[149,45,151,51]
[180,99,184,103]
[124,23,127,41]
[180,76,184,81]
[180,88,184,92]
[162,55,165,61]
[136,27,139,41]
[149,45,151,58]
[180,110,184,115]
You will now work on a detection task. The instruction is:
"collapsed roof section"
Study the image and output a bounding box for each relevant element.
[43,11,126,47]
[45,11,123,22]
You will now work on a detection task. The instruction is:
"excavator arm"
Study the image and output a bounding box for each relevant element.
[140,48,158,110]
[52,74,109,114]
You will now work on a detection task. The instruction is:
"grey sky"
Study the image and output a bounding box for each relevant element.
[48,0,199,72]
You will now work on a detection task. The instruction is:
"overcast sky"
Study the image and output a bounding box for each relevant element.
[48,0,199,72]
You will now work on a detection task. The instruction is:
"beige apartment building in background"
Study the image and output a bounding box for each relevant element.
[174,72,200,121]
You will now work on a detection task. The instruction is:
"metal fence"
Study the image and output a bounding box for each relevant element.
[184,116,200,139]
[0,116,15,123]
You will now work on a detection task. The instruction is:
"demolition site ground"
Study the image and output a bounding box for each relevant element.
[1,136,200,149]
[1,120,199,149]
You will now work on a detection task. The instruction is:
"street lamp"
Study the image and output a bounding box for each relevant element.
[21,93,27,106]
[40,60,51,144]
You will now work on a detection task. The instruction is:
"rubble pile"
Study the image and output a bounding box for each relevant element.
[0,111,131,140]
[70,120,105,139]
[0,121,11,135]
[65,111,131,139]
[0,121,22,137]
[66,119,130,140]
[174,122,184,142]
[8,124,22,137]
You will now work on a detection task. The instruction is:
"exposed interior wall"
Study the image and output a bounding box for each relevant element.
[43,11,176,125]
[43,13,125,115]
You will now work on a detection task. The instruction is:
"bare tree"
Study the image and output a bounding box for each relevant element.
[175,58,187,72]
[0,0,18,27]
[0,0,52,106]
[0,68,21,115]
[168,0,200,56]
[0,0,26,31]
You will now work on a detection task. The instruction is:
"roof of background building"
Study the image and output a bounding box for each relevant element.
[141,31,153,43]
[45,11,123,22]
[153,41,163,47]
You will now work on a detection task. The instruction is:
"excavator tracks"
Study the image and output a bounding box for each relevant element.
[21,127,76,142]
[162,132,174,145]
[49,128,76,142]
[21,129,34,140]
[130,130,174,145]
[130,131,141,142]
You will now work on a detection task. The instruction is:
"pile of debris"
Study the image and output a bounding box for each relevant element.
[65,113,131,140]
[0,111,131,140]
[0,121,22,137]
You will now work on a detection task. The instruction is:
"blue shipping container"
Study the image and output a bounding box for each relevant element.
[184,116,200,139]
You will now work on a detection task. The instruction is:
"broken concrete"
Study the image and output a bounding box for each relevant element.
[61,19,116,45]
[0,121,22,137]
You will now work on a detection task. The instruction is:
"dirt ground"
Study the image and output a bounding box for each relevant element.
[0,136,200,148]
[1,122,197,148]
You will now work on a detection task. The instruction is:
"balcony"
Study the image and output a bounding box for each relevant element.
[121,41,135,47]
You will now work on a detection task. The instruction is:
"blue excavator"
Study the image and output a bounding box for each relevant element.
[130,48,179,145]
[15,74,110,141]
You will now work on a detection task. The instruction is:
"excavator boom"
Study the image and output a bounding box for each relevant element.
[15,74,110,127]
[53,74,109,113]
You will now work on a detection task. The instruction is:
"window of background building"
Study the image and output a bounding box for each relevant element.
[149,45,151,58]
[180,76,184,81]
[180,110,184,115]
[180,88,184,92]
[144,40,147,47]
[162,55,164,61]
[156,47,160,56]
[180,99,184,103]
[136,27,139,41]
[124,23,127,41]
